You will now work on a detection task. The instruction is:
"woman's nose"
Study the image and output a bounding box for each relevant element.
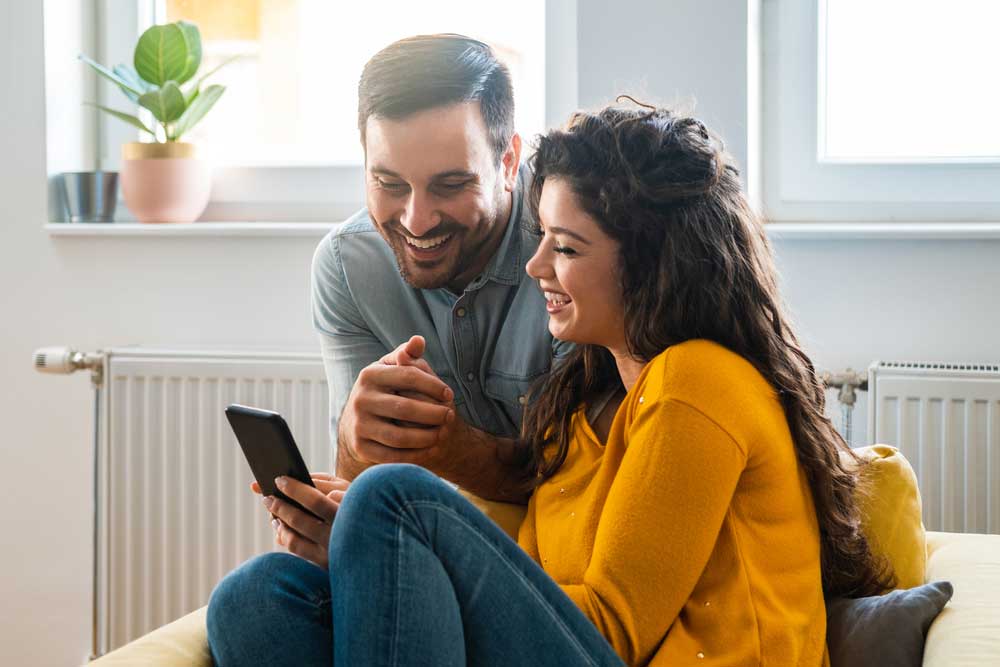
[525,242,551,280]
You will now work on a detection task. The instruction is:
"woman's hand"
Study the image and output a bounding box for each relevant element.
[251,473,350,569]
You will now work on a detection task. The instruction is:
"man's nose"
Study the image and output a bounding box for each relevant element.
[399,192,441,237]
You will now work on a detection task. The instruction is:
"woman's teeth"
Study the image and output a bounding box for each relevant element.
[405,233,452,249]
[544,291,571,306]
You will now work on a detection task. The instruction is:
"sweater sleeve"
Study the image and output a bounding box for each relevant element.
[560,398,748,665]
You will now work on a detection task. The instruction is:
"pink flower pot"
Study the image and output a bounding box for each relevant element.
[120,142,211,223]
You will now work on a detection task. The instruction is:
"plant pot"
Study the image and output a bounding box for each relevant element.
[120,142,211,223]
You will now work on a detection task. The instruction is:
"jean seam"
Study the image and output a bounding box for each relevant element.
[392,511,404,667]
[401,498,603,667]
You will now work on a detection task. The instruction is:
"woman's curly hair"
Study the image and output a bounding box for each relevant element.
[519,101,895,599]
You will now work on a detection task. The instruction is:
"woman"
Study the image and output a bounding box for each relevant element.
[207,103,893,666]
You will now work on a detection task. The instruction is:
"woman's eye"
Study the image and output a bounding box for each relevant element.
[553,245,577,256]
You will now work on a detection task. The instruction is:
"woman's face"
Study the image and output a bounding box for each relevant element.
[526,178,626,350]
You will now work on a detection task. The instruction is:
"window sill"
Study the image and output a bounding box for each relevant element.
[764,222,1000,241]
[45,221,1000,241]
[45,222,338,237]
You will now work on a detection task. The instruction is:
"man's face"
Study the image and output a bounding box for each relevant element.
[364,102,520,291]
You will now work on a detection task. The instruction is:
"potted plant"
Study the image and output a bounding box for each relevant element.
[80,21,232,223]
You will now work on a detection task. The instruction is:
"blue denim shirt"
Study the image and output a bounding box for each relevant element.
[311,165,569,453]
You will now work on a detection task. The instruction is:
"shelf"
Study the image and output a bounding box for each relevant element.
[765,222,1000,241]
[45,222,337,237]
[45,221,1000,240]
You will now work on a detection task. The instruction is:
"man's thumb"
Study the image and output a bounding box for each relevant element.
[403,335,426,361]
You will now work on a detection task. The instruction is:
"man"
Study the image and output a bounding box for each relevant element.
[260,34,566,568]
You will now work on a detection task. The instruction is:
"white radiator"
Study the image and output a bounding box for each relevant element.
[95,347,330,655]
[868,361,1000,534]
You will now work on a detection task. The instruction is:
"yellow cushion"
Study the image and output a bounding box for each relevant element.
[457,488,528,540]
[844,444,927,590]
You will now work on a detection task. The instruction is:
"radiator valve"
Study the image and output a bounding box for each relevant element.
[33,346,104,387]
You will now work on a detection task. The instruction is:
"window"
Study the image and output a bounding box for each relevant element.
[763,0,1000,222]
[95,0,570,221]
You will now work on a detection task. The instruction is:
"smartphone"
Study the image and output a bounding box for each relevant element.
[224,403,324,521]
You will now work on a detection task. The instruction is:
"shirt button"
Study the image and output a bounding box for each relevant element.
[517,395,527,405]
[466,372,475,382]
[456,307,467,317]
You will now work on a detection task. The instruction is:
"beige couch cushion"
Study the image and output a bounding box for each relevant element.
[922,531,1000,667]
[85,606,210,667]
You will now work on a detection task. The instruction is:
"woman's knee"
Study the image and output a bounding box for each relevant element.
[207,552,318,633]
[346,463,442,509]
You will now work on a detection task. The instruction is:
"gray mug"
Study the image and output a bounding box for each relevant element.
[61,171,118,223]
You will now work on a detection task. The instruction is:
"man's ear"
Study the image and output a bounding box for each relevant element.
[501,133,522,192]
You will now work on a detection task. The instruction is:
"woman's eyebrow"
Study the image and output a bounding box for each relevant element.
[548,226,591,245]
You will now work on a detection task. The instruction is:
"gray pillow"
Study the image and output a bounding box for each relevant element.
[826,580,953,667]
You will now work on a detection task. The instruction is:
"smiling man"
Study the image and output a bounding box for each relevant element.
[260,34,567,568]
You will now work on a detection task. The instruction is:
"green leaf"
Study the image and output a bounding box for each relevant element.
[175,21,202,85]
[171,84,225,140]
[182,82,200,107]
[85,103,157,138]
[138,81,186,122]
[112,64,152,103]
[134,23,190,86]
[193,54,240,89]
[78,54,143,98]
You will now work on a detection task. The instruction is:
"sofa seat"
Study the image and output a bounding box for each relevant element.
[922,531,1000,666]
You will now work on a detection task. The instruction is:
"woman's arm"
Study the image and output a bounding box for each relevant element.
[560,398,748,665]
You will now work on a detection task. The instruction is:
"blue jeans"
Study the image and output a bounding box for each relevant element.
[207,464,624,666]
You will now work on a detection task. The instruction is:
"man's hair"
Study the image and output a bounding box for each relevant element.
[358,34,515,162]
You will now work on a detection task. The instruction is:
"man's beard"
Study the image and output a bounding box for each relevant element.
[383,221,465,290]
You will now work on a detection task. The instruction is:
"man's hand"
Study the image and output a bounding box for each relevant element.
[338,336,457,470]
[337,335,530,503]
[251,473,349,569]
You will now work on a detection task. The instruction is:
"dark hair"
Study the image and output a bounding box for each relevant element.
[357,34,515,162]
[520,101,895,599]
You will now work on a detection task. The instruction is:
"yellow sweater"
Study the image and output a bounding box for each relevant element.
[517,340,829,666]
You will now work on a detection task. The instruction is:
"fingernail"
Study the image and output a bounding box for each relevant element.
[262,496,274,509]
[443,387,453,401]
[275,476,287,489]
[271,518,280,531]
[445,409,455,424]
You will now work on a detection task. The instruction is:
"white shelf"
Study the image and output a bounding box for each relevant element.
[45,222,338,237]
[45,221,1000,240]
[765,222,1000,240]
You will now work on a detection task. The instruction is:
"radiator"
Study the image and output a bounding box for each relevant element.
[868,361,1000,534]
[95,347,330,654]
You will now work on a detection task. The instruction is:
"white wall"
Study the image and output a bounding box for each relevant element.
[2,1,999,664]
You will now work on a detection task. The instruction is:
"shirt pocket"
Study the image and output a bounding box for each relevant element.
[484,371,543,433]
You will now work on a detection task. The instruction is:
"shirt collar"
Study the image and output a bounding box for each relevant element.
[466,165,529,291]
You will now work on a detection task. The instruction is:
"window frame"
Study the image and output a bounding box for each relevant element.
[761,0,1000,223]
[94,0,578,222]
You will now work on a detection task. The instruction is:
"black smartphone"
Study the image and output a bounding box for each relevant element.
[224,404,324,521]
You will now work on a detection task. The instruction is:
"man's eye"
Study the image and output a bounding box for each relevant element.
[375,178,406,191]
[437,181,468,191]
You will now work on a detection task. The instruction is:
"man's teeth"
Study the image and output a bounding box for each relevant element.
[544,291,571,305]
[405,233,452,250]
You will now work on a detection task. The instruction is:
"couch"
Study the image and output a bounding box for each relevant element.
[86,446,1000,666]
